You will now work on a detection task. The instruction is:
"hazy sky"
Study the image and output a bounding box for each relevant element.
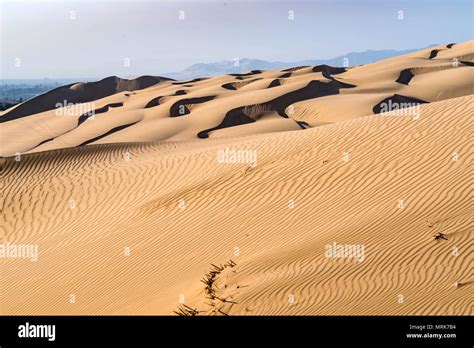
[1,0,472,79]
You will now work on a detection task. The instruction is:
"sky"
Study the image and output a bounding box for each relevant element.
[1,0,473,79]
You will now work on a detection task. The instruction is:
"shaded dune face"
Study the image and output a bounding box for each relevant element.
[77,102,123,126]
[221,78,263,90]
[372,94,428,114]
[169,96,216,117]
[0,76,172,123]
[197,108,256,139]
[144,96,164,108]
[460,60,474,66]
[172,77,209,85]
[429,49,441,59]
[268,79,282,88]
[312,65,346,75]
[197,79,356,138]
[396,69,415,85]
[278,72,292,78]
[78,122,140,146]
[228,70,263,77]
[281,65,309,72]
[0,40,473,157]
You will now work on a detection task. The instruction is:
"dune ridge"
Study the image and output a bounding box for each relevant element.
[0,75,172,123]
[1,41,473,157]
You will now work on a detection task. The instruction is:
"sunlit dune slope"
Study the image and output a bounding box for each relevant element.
[1,94,472,315]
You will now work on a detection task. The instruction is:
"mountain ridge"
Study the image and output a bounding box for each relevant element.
[162,45,439,80]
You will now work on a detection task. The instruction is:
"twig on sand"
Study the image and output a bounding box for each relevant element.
[434,232,448,241]
[175,260,239,316]
[174,304,200,316]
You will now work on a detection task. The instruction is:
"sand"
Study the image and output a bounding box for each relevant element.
[0,41,472,315]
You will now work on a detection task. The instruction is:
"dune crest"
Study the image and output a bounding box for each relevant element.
[1,41,473,157]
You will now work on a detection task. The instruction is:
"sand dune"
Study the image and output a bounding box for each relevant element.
[0,75,172,123]
[1,41,473,315]
[1,41,473,157]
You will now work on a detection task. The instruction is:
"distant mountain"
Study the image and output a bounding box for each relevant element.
[162,45,438,81]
